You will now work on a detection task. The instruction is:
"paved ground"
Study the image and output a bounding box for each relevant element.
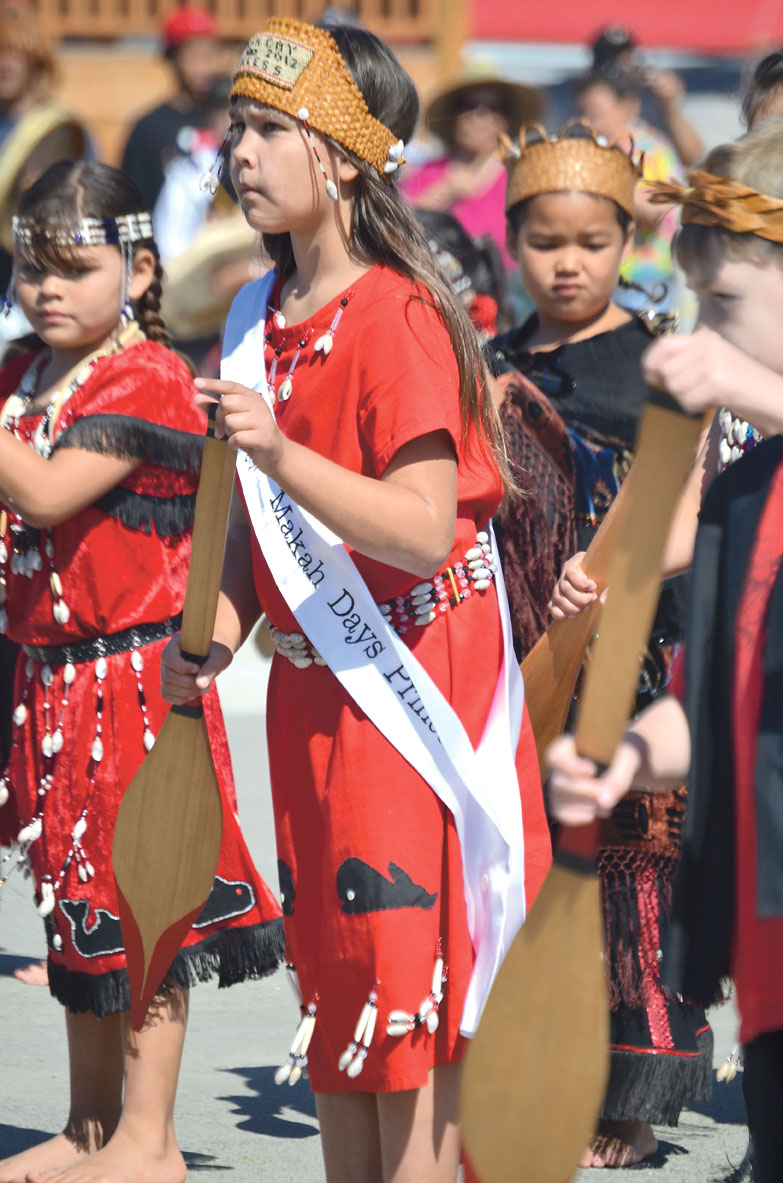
[0,644,750,1180]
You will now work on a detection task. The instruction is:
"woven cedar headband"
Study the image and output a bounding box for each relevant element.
[501,121,643,218]
[231,18,403,180]
[649,169,783,244]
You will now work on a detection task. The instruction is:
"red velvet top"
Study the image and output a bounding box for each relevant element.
[0,340,204,646]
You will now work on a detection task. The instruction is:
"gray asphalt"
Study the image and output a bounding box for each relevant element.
[0,645,750,1181]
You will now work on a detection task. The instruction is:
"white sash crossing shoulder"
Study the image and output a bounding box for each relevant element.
[221,274,528,1034]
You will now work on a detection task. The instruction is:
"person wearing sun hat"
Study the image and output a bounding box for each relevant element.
[401,65,542,270]
[121,5,222,212]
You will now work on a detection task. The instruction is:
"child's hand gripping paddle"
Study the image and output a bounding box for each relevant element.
[521,469,633,780]
[460,388,705,1183]
[113,405,236,1030]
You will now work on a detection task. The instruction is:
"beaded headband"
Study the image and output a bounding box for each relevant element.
[230,18,404,181]
[11,212,154,248]
[501,121,643,218]
[9,212,154,325]
[649,169,783,244]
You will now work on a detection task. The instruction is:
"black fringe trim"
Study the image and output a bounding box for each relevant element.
[94,486,196,537]
[46,917,285,1019]
[52,414,204,474]
[601,1025,714,1126]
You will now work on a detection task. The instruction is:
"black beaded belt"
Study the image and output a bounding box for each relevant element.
[22,614,183,666]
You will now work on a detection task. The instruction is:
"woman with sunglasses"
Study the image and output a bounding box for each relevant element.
[401,72,540,271]
[485,122,712,1170]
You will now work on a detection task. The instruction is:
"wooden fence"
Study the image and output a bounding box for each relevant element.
[31,0,440,44]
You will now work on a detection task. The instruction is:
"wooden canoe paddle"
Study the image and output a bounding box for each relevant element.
[460,388,705,1183]
[113,404,236,1030]
[521,466,633,780]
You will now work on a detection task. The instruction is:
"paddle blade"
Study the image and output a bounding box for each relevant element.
[576,397,703,765]
[113,705,223,1029]
[461,861,609,1183]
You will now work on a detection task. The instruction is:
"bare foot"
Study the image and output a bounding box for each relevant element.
[581,1120,658,1168]
[579,1144,595,1168]
[27,1126,186,1183]
[0,1132,89,1183]
[13,961,48,987]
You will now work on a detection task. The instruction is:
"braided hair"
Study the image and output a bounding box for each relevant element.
[14,160,172,348]
[136,255,171,347]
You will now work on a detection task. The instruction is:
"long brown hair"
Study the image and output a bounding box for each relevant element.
[14,161,171,348]
[259,23,511,487]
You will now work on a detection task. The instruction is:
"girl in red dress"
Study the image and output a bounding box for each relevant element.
[0,161,283,1183]
[162,18,551,1183]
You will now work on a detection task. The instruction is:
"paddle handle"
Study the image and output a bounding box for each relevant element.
[575,391,704,768]
[180,404,238,664]
[555,818,601,869]
[522,469,632,776]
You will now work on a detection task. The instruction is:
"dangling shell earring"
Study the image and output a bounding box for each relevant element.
[298,108,339,202]
[200,134,229,196]
[3,270,15,317]
[119,239,133,326]
[384,139,406,180]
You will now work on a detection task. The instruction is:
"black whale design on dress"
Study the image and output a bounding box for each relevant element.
[58,876,255,957]
[193,876,256,927]
[336,858,438,914]
[59,899,124,958]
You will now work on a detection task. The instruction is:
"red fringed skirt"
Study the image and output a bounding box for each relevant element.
[0,636,284,1016]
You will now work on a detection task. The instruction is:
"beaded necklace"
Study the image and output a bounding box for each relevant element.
[717,408,761,471]
[264,285,355,404]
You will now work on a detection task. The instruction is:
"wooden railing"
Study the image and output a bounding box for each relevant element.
[30,0,440,44]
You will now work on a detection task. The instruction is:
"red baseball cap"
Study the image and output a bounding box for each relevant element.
[163,6,217,51]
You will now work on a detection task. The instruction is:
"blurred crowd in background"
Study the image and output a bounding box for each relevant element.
[0,0,781,365]
[1,5,782,1177]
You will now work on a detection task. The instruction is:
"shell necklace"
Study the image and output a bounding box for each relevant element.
[264,286,355,404]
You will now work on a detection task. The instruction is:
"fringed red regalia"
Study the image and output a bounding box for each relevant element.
[0,341,284,1016]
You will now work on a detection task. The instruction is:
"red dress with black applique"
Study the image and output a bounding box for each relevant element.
[241,267,552,1092]
[0,340,284,1016]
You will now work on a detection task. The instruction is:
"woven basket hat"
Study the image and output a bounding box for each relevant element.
[504,122,643,217]
[230,18,400,179]
[426,64,542,151]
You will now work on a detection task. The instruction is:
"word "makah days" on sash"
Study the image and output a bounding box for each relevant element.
[269,485,436,732]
